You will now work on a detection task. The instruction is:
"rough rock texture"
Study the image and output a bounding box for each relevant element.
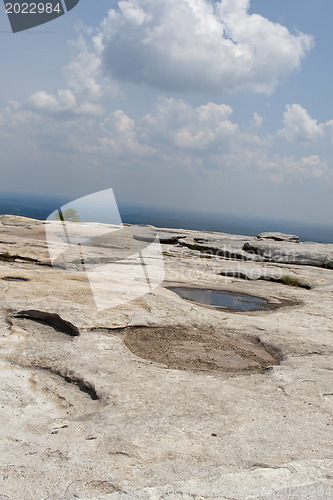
[15,310,80,336]
[133,231,186,244]
[0,215,333,499]
[243,240,333,268]
[256,232,300,243]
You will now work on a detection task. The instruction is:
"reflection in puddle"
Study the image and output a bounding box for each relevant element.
[168,287,270,311]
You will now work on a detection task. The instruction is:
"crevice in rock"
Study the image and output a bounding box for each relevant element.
[14,310,80,337]
[109,451,131,457]
[178,240,253,261]
[249,462,294,472]
[133,233,185,244]
[34,365,100,400]
[1,276,30,282]
[254,336,284,365]
[89,324,147,334]
[60,480,123,499]
[0,252,39,263]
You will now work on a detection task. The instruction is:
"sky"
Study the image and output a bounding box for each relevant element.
[0,0,332,225]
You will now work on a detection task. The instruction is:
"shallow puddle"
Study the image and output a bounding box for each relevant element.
[168,287,270,311]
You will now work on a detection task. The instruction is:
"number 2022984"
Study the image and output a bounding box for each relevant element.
[5,3,62,14]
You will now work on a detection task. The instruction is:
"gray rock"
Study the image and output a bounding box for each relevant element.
[243,240,333,268]
[133,231,186,244]
[178,238,259,261]
[1,215,333,499]
[14,309,80,336]
[256,232,299,243]
[219,269,312,289]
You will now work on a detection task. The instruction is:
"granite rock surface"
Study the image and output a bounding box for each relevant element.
[256,232,300,243]
[0,215,333,500]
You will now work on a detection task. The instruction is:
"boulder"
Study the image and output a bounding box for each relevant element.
[256,232,299,243]
[133,232,186,244]
[243,240,333,268]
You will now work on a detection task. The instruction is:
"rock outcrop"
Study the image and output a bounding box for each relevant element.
[0,215,333,499]
[243,240,333,268]
[256,231,299,243]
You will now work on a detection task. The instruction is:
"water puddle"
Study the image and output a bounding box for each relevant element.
[168,287,270,311]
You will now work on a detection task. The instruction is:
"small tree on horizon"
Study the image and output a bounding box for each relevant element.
[55,208,81,222]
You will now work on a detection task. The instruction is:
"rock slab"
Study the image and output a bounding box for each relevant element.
[256,231,299,243]
[0,215,333,500]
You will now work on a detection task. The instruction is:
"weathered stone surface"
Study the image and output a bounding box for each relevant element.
[256,231,299,243]
[0,215,333,499]
[243,240,333,268]
[15,309,80,336]
[219,267,313,289]
[133,230,186,244]
[178,237,258,261]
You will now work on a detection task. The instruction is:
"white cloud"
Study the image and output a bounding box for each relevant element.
[324,119,333,143]
[28,89,76,113]
[96,97,332,186]
[27,89,104,117]
[64,33,117,99]
[278,104,326,142]
[266,154,331,184]
[140,98,237,149]
[0,100,33,128]
[100,109,155,155]
[250,112,263,129]
[100,0,313,95]
[1,91,332,196]
[24,29,116,119]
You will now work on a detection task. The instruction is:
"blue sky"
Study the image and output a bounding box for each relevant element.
[0,0,332,225]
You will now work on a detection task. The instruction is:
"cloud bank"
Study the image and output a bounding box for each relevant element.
[1,0,332,223]
[100,0,313,95]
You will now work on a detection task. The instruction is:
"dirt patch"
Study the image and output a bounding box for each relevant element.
[123,326,282,374]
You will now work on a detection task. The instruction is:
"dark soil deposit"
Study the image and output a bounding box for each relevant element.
[123,326,282,373]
